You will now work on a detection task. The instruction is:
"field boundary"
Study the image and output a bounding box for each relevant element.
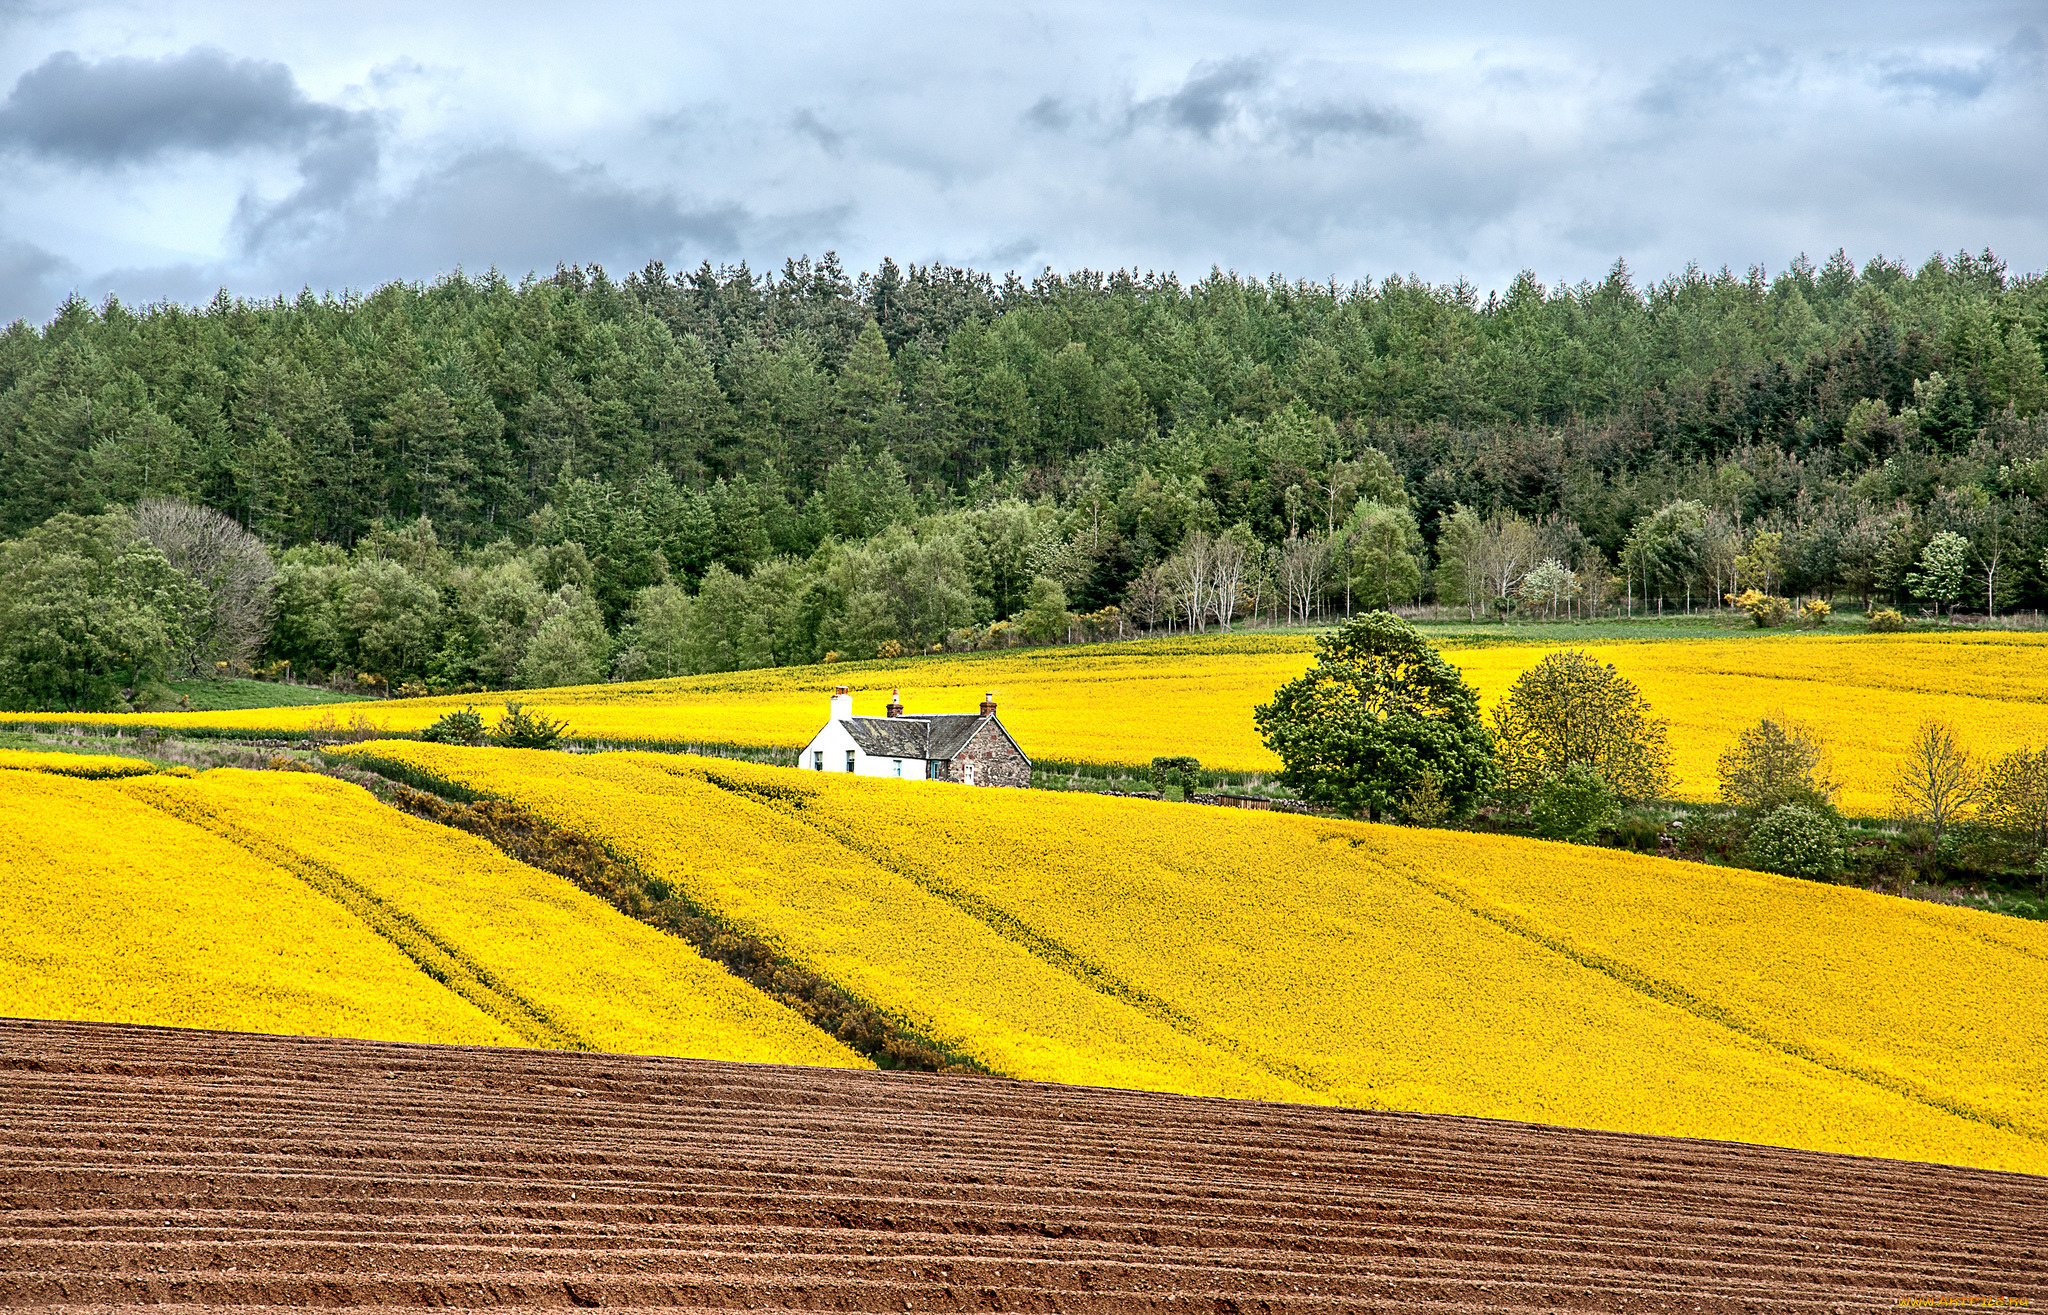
[1356,837,2048,1146]
[125,788,589,1051]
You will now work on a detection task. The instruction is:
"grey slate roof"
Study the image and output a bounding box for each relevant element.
[840,713,1027,763]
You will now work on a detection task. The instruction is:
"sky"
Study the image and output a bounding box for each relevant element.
[0,0,2042,323]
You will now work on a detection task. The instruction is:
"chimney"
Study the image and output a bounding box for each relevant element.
[979,690,997,717]
[830,685,852,721]
[886,688,904,718]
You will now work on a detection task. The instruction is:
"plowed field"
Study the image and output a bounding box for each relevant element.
[1,1019,2039,1312]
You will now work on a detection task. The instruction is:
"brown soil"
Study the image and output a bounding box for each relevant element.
[0,1018,2038,1312]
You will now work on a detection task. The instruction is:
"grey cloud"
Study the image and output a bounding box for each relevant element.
[1282,101,1416,149]
[1877,27,2043,102]
[1133,56,1269,138]
[1635,48,1798,118]
[0,236,70,323]
[1024,96,1071,132]
[270,148,746,283]
[0,46,365,165]
[791,109,845,153]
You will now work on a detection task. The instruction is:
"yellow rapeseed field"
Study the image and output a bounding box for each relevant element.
[116,770,866,1068]
[0,770,518,1044]
[337,739,1310,1102]
[17,630,2047,813]
[0,747,159,778]
[341,741,2048,1175]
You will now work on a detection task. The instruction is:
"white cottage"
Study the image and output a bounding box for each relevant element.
[798,686,1031,787]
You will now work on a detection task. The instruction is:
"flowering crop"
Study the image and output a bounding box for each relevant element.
[16,629,2048,812]
[0,770,518,1045]
[338,741,2048,1175]
[116,769,865,1068]
[0,747,158,778]
[336,740,1310,1102]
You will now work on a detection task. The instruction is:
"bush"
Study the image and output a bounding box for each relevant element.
[489,701,571,750]
[418,706,487,746]
[1733,589,1792,627]
[1799,599,1832,627]
[1717,717,1838,813]
[1150,755,1201,796]
[1868,607,1907,633]
[1743,803,1845,878]
[1529,763,1616,842]
[1608,812,1663,854]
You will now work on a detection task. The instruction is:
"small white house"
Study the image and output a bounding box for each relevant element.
[797,685,1031,787]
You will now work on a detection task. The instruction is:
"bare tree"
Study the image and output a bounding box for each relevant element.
[1891,720,1981,844]
[1470,514,1542,616]
[1278,530,1329,624]
[1123,562,1167,635]
[133,498,277,676]
[1970,499,2011,618]
[1209,533,1249,632]
[1165,531,1214,633]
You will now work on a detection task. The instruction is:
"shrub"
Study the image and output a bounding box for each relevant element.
[1868,607,1907,633]
[1149,755,1202,795]
[875,639,903,659]
[489,701,571,750]
[1743,803,1846,878]
[1717,717,1838,813]
[1608,812,1663,854]
[418,707,487,746]
[1799,599,1832,627]
[1397,770,1453,826]
[1529,763,1616,842]
[1733,589,1792,627]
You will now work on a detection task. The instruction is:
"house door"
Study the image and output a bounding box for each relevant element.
[962,762,977,786]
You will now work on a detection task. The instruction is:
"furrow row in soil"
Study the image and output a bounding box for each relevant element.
[0,1018,2039,1312]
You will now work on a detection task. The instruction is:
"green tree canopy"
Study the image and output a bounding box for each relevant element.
[0,511,205,710]
[1252,610,1497,821]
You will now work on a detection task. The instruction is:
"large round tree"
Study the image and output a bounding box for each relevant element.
[1253,611,1497,821]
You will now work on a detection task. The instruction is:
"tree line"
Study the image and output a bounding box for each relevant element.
[1,246,2045,708]
[1258,612,2048,888]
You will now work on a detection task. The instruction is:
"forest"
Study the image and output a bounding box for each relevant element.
[1,246,2045,708]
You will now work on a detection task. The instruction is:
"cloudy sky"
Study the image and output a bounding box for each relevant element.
[0,0,2041,323]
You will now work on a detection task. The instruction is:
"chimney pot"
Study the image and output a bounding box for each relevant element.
[886,688,903,717]
[980,690,997,716]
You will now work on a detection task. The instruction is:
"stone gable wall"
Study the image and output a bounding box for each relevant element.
[942,721,1030,788]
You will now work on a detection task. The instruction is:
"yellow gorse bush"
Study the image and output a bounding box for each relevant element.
[339,741,2048,1176]
[0,747,159,778]
[18,630,2048,813]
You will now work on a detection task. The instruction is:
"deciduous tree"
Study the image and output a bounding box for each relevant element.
[1253,611,1497,821]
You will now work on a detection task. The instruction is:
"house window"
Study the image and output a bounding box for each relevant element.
[813,751,823,771]
[893,759,902,777]
[846,749,856,772]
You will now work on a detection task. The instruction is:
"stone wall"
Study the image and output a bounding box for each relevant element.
[943,720,1031,788]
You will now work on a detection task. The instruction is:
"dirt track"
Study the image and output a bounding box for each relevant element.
[0,1019,2039,1312]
